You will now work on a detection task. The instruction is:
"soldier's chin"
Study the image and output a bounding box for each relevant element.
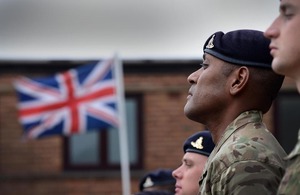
[183,104,190,117]
[184,107,197,121]
[271,59,287,76]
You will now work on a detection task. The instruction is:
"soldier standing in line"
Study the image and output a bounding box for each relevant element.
[264,0,300,194]
[184,29,287,194]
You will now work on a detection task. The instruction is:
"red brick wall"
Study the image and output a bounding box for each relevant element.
[0,70,202,194]
[0,67,296,195]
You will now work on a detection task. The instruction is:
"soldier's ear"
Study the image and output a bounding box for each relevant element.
[229,66,249,95]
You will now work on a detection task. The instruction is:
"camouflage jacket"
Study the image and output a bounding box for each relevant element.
[199,110,287,195]
[277,129,300,195]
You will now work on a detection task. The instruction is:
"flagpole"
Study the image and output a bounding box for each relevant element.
[113,53,131,195]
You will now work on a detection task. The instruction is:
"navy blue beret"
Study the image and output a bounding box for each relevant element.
[203,29,272,69]
[139,169,175,191]
[183,131,215,157]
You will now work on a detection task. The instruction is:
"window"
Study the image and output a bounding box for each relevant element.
[64,94,143,170]
[275,91,300,154]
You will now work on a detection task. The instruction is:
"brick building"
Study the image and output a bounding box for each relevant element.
[0,59,299,195]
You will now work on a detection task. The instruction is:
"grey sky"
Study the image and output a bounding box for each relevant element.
[0,0,278,60]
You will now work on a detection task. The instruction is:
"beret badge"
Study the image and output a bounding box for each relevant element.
[143,177,154,188]
[191,136,204,149]
[205,34,215,49]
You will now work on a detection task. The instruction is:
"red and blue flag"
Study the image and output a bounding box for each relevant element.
[14,59,119,139]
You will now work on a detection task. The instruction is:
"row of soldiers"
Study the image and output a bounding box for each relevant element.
[135,0,300,194]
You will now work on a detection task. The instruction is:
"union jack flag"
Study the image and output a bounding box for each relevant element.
[14,59,119,139]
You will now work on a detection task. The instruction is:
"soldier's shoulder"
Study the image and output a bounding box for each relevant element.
[278,156,300,194]
[214,131,285,168]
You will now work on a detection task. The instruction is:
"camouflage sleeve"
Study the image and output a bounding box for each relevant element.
[210,160,283,195]
[277,156,300,194]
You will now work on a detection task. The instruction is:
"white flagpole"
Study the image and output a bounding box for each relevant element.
[113,53,131,195]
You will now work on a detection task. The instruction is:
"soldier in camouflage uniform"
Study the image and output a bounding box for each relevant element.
[184,29,286,194]
[172,130,215,195]
[265,0,300,194]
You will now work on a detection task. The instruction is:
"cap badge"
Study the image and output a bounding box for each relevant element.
[143,177,154,188]
[191,136,204,149]
[206,34,215,49]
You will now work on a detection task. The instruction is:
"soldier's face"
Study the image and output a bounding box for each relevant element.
[184,54,229,123]
[264,0,300,85]
[172,152,208,195]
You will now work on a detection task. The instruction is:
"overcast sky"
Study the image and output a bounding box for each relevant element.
[0,0,279,60]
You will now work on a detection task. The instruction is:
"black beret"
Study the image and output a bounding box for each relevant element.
[139,169,175,191]
[203,29,272,69]
[183,131,215,157]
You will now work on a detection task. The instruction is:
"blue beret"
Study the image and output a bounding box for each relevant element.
[139,169,175,191]
[203,29,272,69]
[183,131,215,157]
